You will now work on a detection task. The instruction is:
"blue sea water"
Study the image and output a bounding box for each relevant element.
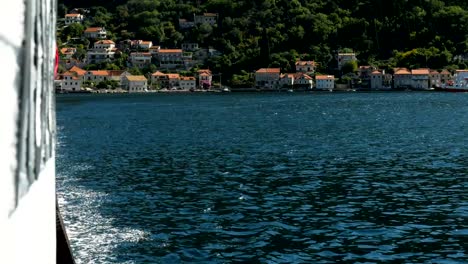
[56,92,468,263]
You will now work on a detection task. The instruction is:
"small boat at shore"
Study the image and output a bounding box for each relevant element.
[441,80,468,92]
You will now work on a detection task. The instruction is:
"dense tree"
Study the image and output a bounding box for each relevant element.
[60,0,468,85]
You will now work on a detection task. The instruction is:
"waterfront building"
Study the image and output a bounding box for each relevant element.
[295,61,317,73]
[108,70,131,87]
[454,70,468,85]
[430,70,441,87]
[370,70,384,90]
[125,75,148,92]
[167,74,181,89]
[157,49,183,69]
[315,75,335,90]
[337,53,357,70]
[58,66,86,92]
[85,70,110,84]
[198,69,213,89]
[64,13,84,25]
[293,73,314,89]
[255,68,281,89]
[60,71,82,92]
[411,68,430,89]
[440,69,452,84]
[180,77,196,90]
[279,73,295,88]
[194,13,218,25]
[83,27,107,39]
[393,68,412,89]
[151,71,170,89]
[130,52,152,68]
[358,65,375,88]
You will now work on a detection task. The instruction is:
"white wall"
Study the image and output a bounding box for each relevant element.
[0,1,56,263]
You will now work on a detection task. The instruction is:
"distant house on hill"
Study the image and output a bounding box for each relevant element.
[86,40,117,65]
[83,27,107,39]
[64,14,84,25]
[59,47,76,59]
[178,18,195,29]
[194,13,218,25]
[337,53,357,70]
[130,52,152,68]
[157,49,183,69]
[295,61,317,73]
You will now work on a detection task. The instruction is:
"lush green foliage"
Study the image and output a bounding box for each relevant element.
[59,0,468,84]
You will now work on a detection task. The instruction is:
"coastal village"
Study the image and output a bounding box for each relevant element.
[56,9,468,93]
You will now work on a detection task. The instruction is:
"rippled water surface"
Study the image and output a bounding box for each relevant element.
[56,92,468,263]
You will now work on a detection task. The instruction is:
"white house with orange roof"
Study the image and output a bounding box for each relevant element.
[295,61,317,73]
[149,45,161,56]
[255,68,281,89]
[157,49,183,68]
[83,27,107,39]
[59,66,86,92]
[167,74,181,89]
[393,68,412,89]
[151,71,169,89]
[139,41,153,50]
[279,73,295,88]
[198,69,213,89]
[65,13,84,25]
[294,73,314,89]
[180,76,196,90]
[194,13,218,25]
[125,75,148,92]
[411,68,430,89]
[59,47,76,59]
[130,52,152,68]
[370,70,384,90]
[315,75,335,91]
[107,70,131,86]
[84,70,111,84]
[86,40,117,64]
[93,40,115,50]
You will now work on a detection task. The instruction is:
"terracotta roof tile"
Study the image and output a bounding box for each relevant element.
[256,68,280,74]
[126,75,147,81]
[411,68,430,75]
[316,75,334,80]
[85,27,104,33]
[158,49,183,53]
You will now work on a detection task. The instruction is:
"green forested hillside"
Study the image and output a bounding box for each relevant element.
[58,0,468,85]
